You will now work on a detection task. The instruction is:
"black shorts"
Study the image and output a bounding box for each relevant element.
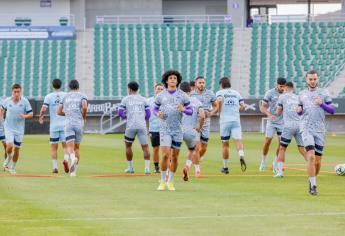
[150,132,160,147]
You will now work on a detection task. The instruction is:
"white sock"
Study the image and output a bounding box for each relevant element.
[127,160,133,169]
[52,160,58,169]
[64,154,69,161]
[168,171,175,182]
[223,159,229,168]
[238,150,244,158]
[186,159,192,168]
[277,162,284,173]
[194,164,200,172]
[261,155,267,163]
[161,171,167,182]
[70,153,76,163]
[309,176,317,186]
[4,153,13,166]
[273,156,278,164]
[74,164,78,174]
[144,160,150,170]
[11,161,17,170]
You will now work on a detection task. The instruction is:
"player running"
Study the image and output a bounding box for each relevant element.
[274,82,306,178]
[154,70,192,191]
[190,76,216,161]
[39,79,69,174]
[296,70,335,195]
[147,83,164,173]
[57,80,87,177]
[180,82,205,181]
[259,77,286,172]
[1,84,33,174]
[118,81,151,174]
[215,77,247,174]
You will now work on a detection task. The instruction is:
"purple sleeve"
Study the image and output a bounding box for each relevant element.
[153,105,160,116]
[183,105,193,116]
[117,108,127,119]
[145,108,151,120]
[320,103,335,115]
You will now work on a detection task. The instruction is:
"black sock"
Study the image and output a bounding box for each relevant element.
[154,162,159,168]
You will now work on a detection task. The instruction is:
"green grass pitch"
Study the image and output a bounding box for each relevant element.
[0,133,344,236]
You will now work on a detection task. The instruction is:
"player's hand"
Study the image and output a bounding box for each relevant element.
[19,114,26,119]
[206,111,212,118]
[296,106,302,114]
[177,104,185,112]
[195,126,201,133]
[38,117,44,124]
[157,111,164,119]
[268,114,276,121]
[314,96,323,105]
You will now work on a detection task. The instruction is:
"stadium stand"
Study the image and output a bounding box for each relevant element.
[250,22,345,97]
[93,23,233,98]
[0,39,76,98]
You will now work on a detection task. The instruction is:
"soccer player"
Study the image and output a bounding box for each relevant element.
[274,82,306,178]
[0,97,7,160]
[189,80,195,91]
[259,77,286,172]
[215,77,247,174]
[154,70,192,191]
[1,84,33,174]
[57,80,87,177]
[190,76,216,161]
[118,81,151,174]
[39,79,69,174]
[296,70,335,195]
[147,83,164,173]
[180,82,205,180]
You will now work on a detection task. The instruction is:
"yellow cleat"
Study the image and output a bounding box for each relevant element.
[157,181,167,191]
[167,182,175,191]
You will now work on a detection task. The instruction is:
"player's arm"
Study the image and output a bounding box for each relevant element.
[82,99,88,123]
[20,101,33,120]
[145,105,151,120]
[57,104,65,116]
[315,94,335,115]
[196,108,205,133]
[39,105,48,124]
[276,104,283,116]
[239,97,246,112]
[215,96,223,116]
[0,107,4,121]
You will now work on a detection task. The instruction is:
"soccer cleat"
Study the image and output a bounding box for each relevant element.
[63,160,69,173]
[167,182,175,191]
[195,171,202,178]
[154,166,160,174]
[10,169,16,175]
[3,166,9,172]
[124,168,135,174]
[52,168,58,174]
[157,181,167,191]
[240,158,247,172]
[309,185,318,196]
[259,159,266,172]
[69,159,77,174]
[221,167,229,174]
[144,168,150,175]
[182,165,189,181]
[274,172,284,178]
[70,172,77,177]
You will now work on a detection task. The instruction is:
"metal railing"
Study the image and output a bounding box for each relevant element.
[253,13,345,24]
[95,15,232,25]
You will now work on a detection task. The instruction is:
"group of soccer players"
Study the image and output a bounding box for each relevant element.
[1,79,87,177]
[0,69,335,195]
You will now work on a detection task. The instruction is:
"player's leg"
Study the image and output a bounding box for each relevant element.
[165,134,182,190]
[157,133,172,190]
[275,128,292,177]
[10,134,23,174]
[59,130,69,173]
[314,133,325,176]
[260,122,274,171]
[272,128,282,173]
[70,126,83,177]
[220,123,230,174]
[295,131,307,162]
[1,141,7,160]
[138,129,150,174]
[3,131,15,171]
[193,133,202,177]
[232,123,246,172]
[150,132,160,173]
[302,131,318,195]
[182,132,196,181]
[65,128,78,176]
[199,125,209,161]
[124,129,136,173]
[50,131,60,173]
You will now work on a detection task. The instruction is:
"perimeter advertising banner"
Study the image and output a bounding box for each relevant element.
[0,26,76,40]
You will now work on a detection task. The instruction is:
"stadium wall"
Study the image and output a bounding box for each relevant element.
[0,0,70,26]
[162,0,227,15]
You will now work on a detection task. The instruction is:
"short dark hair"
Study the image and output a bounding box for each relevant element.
[285,81,294,88]
[52,79,62,89]
[219,77,231,89]
[68,80,79,90]
[189,81,195,87]
[12,84,21,90]
[180,81,191,93]
[128,81,139,92]
[154,83,163,88]
[195,76,205,81]
[161,70,182,88]
[277,77,287,85]
[307,70,318,76]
